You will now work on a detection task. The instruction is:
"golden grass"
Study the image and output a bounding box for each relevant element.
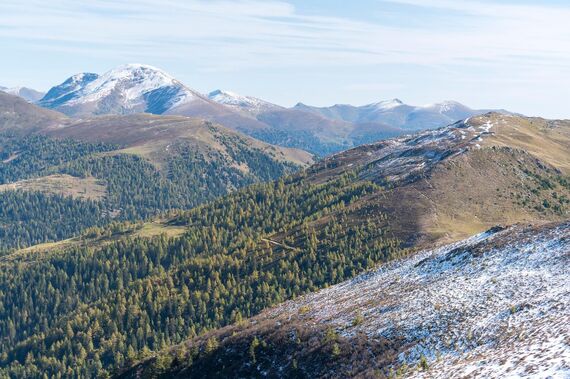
[2,219,186,263]
[476,114,570,174]
[133,221,187,238]
[0,174,107,200]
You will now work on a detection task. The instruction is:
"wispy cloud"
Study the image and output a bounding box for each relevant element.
[1,0,569,71]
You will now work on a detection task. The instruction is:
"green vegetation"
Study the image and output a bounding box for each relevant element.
[249,128,345,157]
[0,172,403,377]
[516,168,570,215]
[0,191,104,250]
[0,133,297,249]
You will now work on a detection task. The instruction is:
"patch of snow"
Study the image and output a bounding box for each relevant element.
[420,100,463,114]
[208,89,279,113]
[371,98,404,110]
[268,222,570,378]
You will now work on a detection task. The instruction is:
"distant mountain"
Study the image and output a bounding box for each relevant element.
[37,64,207,116]
[0,86,45,102]
[209,90,510,155]
[293,99,504,131]
[37,64,275,142]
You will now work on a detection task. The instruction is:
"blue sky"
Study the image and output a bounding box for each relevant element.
[1,0,569,118]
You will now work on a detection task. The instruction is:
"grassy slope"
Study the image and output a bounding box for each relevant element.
[2,219,186,261]
[0,92,69,133]
[47,114,313,167]
[0,174,106,200]
[303,113,570,247]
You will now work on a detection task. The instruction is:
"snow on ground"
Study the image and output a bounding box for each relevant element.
[353,114,498,183]
[268,222,570,378]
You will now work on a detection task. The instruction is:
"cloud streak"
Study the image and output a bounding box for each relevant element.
[1,0,569,71]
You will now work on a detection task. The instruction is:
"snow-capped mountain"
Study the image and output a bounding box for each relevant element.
[38,64,207,116]
[0,86,45,102]
[208,89,280,115]
[293,99,500,130]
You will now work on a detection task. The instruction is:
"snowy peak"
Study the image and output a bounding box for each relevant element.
[419,100,472,115]
[208,89,280,114]
[75,64,185,104]
[369,98,404,110]
[38,64,203,116]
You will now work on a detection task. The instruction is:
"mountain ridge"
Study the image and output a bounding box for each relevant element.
[36,64,515,155]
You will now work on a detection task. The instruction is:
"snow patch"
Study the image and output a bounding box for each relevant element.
[268,222,570,378]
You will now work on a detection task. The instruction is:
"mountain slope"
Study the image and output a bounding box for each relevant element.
[0,92,312,249]
[0,91,68,133]
[303,112,570,245]
[46,113,313,167]
[0,111,567,377]
[127,220,569,378]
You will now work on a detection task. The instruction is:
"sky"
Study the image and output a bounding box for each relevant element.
[1,0,569,118]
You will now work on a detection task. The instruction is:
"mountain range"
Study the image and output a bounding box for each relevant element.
[23,63,509,155]
[1,64,568,378]
[0,103,567,377]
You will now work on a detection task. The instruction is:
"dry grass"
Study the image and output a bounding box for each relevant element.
[48,114,313,168]
[0,174,107,200]
[475,114,570,174]
[2,219,186,263]
[133,221,187,238]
